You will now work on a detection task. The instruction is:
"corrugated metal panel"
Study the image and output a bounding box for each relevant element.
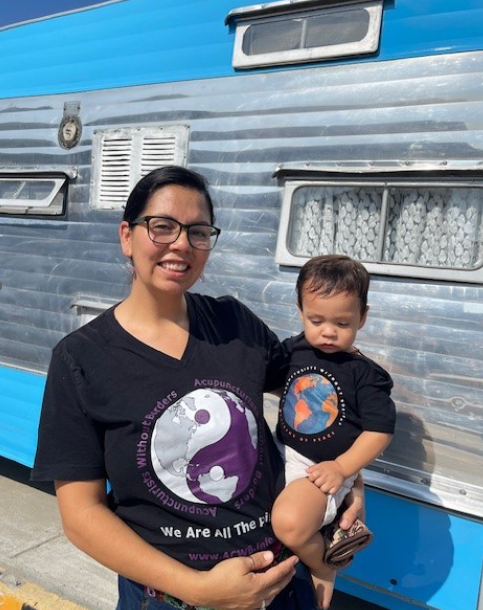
[0,48,482,515]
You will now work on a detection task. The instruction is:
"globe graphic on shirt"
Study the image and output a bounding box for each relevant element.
[151,388,258,504]
[284,374,339,434]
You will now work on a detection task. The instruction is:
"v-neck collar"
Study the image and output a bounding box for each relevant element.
[107,294,197,368]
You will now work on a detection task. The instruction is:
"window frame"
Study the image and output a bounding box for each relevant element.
[71,297,118,326]
[274,166,483,284]
[227,0,383,70]
[0,170,74,217]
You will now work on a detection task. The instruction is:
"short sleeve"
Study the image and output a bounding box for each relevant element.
[31,343,107,482]
[233,298,290,392]
[264,327,290,392]
[355,360,396,434]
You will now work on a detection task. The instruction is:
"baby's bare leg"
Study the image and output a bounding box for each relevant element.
[272,478,336,609]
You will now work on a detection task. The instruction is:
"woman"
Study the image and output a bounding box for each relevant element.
[32,166,362,610]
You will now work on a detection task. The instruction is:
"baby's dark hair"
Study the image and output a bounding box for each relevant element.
[296,254,370,312]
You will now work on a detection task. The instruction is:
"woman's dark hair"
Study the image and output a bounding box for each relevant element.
[296,254,370,313]
[123,166,215,224]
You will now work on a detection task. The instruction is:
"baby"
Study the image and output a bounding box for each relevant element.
[272,255,396,609]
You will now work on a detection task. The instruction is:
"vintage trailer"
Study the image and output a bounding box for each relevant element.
[0,1,482,609]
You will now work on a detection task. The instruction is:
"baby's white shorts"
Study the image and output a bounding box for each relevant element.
[282,444,358,527]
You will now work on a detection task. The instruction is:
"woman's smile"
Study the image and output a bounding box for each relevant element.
[157,260,190,272]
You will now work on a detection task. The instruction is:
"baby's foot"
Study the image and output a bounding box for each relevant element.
[311,564,337,609]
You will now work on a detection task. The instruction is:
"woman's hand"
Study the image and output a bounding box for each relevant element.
[338,473,365,530]
[193,551,298,610]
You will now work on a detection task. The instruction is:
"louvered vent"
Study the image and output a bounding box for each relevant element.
[140,136,178,176]
[99,137,133,205]
[91,125,189,209]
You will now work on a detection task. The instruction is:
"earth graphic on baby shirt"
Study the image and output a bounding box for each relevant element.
[284,374,339,434]
[151,388,258,504]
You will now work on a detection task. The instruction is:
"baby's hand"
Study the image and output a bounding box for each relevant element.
[306,461,345,495]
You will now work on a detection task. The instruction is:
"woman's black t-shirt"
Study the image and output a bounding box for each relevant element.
[32,293,288,570]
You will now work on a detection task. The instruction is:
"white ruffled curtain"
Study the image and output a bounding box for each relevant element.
[289,185,483,268]
[385,188,482,267]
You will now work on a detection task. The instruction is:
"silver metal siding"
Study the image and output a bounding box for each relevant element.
[0,50,482,515]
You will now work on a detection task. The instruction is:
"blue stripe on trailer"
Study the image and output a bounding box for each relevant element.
[0,365,46,468]
[337,487,483,610]
[1,0,483,99]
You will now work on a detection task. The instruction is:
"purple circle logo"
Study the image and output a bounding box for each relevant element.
[151,389,258,504]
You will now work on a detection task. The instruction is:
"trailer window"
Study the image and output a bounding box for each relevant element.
[71,298,118,326]
[227,0,383,69]
[276,178,483,283]
[90,125,189,210]
[0,175,67,216]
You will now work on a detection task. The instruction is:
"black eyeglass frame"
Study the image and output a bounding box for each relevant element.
[129,215,221,251]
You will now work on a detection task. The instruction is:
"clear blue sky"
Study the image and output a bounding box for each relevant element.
[0,0,122,29]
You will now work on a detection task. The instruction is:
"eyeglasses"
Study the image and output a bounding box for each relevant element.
[130,216,221,251]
